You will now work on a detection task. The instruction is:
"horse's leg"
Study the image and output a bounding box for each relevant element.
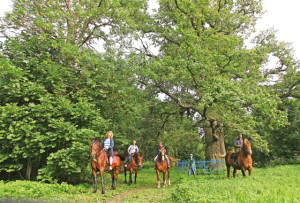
[163,172,166,188]
[129,168,133,185]
[168,168,171,186]
[248,166,253,176]
[241,168,246,177]
[134,169,138,184]
[100,169,105,194]
[226,165,231,179]
[110,169,114,190]
[233,168,237,178]
[124,168,127,184]
[113,167,119,190]
[92,168,97,193]
[156,170,160,188]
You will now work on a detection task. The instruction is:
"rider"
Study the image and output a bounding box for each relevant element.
[154,141,170,168]
[124,140,139,167]
[101,131,114,170]
[233,133,243,165]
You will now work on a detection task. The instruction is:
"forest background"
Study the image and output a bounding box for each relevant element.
[0,0,299,183]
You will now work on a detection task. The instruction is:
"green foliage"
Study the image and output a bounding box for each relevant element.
[171,165,300,202]
[1,164,299,202]
[0,180,81,199]
[0,34,120,182]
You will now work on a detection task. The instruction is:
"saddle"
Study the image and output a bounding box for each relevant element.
[105,153,117,164]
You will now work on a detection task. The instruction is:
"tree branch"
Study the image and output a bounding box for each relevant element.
[138,80,200,113]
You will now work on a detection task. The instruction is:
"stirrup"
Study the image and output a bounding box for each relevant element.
[124,164,127,167]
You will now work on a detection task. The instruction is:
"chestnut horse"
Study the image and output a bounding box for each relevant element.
[155,148,171,188]
[124,152,144,185]
[90,138,124,194]
[215,138,253,179]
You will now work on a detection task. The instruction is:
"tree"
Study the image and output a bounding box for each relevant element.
[0,32,142,182]
[250,29,300,164]
[1,0,147,48]
[128,0,288,160]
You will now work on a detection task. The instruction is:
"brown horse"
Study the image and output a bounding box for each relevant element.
[155,148,171,188]
[215,138,253,179]
[124,152,144,185]
[90,138,124,194]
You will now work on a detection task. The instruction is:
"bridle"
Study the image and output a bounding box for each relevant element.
[91,141,105,162]
[134,153,143,167]
[242,139,252,155]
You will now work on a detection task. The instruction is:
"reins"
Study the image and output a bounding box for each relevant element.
[91,142,106,162]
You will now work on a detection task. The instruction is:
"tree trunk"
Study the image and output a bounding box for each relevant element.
[204,120,226,161]
[26,157,32,180]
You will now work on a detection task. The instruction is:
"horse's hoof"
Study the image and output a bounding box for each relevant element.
[92,190,96,193]
[157,186,160,188]
[163,185,166,188]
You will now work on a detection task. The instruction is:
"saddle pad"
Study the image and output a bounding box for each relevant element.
[106,156,117,164]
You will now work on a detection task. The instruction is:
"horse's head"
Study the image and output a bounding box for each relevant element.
[159,148,166,161]
[90,138,101,160]
[136,153,144,167]
[242,139,252,155]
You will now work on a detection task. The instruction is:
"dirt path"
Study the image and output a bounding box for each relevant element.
[105,186,146,203]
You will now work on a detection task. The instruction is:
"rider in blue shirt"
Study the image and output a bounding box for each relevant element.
[233,133,243,165]
[154,141,170,168]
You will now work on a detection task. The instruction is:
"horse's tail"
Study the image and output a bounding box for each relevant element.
[114,152,125,161]
[214,154,226,158]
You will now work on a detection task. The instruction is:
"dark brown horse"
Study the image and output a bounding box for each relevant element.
[155,148,171,188]
[90,138,124,194]
[124,152,144,185]
[215,138,253,179]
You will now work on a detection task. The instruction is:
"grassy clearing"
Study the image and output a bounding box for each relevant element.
[0,164,299,202]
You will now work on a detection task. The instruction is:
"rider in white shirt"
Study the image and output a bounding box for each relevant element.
[124,140,139,167]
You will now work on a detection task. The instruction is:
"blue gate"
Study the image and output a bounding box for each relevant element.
[177,160,225,174]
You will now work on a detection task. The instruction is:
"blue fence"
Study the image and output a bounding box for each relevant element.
[177,160,225,174]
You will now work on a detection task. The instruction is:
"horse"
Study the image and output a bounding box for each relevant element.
[155,148,171,188]
[215,138,253,179]
[124,152,144,185]
[90,138,125,194]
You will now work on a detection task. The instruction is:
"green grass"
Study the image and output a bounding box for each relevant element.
[0,164,299,202]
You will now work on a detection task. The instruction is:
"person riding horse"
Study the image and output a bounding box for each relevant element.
[233,133,243,165]
[154,141,170,168]
[101,131,114,170]
[124,140,139,167]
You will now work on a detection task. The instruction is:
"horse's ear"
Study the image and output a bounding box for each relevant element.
[90,138,94,141]
[96,137,100,141]
[247,137,251,141]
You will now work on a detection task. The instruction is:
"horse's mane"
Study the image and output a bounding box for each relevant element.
[91,138,100,144]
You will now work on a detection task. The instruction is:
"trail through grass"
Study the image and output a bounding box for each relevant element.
[0,164,299,202]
